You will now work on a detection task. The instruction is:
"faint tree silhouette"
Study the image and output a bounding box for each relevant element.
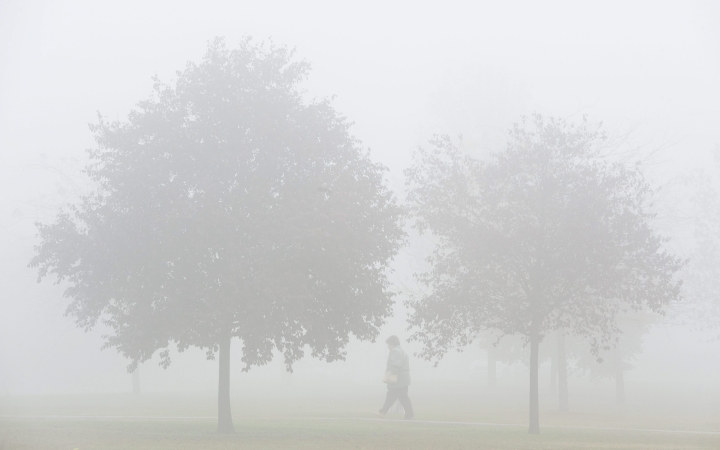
[574,310,655,406]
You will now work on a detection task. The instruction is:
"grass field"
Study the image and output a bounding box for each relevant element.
[2,417,720,450]
[2,380,720,449]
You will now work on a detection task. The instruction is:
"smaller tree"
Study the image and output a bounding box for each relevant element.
[405,114,683,433]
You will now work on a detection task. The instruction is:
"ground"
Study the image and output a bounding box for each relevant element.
[1,380,719,449]
[2,417,720,450]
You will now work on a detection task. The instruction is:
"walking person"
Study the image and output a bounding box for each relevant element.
[378,335,414,419]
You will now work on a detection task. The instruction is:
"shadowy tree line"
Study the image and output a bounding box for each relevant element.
[478,309,652,411]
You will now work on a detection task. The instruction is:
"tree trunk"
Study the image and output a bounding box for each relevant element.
[528,331,540,434]
[487,347,497,388]
[217,333,234,433]
[615,348,625,406]
[132,367,141,395]
[557,330,568,412]
[550,354,557,393]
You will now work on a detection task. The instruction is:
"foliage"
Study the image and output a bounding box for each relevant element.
[404,113,682,358]
[30,37,405,373]
[475,331,529,366]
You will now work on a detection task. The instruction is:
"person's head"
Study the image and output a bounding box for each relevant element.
[385,335,400,349]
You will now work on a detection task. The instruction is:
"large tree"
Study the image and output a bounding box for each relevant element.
[404,114,682,433]
[30,37,404,432]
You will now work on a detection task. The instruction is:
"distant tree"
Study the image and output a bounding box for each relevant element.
[682,146,720,334]
[482,329,573,410]
[479,330,567,404]
[546,328,595,411]
[475,332,530,388]
[574,311,652,406]
[30,38,404,433]
[404,114,683,433]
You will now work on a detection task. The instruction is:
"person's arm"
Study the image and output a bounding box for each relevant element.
[386,348,403,374]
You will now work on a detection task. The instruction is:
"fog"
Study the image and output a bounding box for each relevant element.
[1,1,720,448]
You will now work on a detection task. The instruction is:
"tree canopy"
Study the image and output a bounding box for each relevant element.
[30,37,405,432]
[404,114,683,433]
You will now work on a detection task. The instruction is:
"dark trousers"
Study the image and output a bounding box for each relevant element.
[379,386,414,418]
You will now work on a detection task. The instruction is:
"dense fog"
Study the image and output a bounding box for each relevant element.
[1,1,720,447]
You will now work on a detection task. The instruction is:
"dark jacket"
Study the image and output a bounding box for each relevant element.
[386,346,411,388]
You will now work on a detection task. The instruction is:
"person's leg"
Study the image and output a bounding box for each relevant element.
[379,387,400,414]
[397,387,414,419]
